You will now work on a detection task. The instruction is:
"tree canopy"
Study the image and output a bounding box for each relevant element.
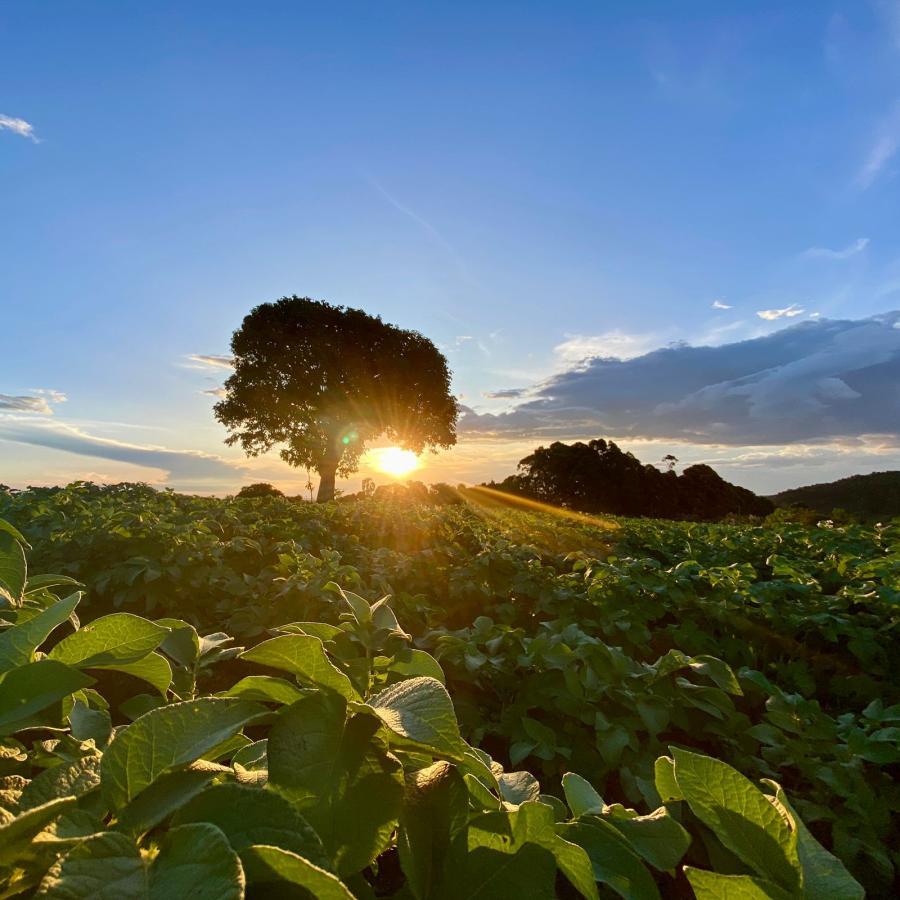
[485,438,773,520]
[214,297,459,501]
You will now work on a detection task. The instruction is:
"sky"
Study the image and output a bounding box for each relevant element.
[2,1,899,497]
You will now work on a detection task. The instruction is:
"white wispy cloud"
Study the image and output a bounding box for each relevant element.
[186,354,234,370]
[202,387,227,398]
[711,299,732,309]
[0,418,242,483]
[0,114,38,142]
[757,304,805,321]
[554,330,665,364]
[856,104,900,189]
[0,390,67,415]
[801,237,869,260]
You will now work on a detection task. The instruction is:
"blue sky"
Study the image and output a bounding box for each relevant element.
[2,1,899,495]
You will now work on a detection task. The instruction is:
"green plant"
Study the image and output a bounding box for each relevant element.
[0,518,866,897]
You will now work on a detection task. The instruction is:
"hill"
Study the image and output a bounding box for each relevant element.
[770,470,900,520]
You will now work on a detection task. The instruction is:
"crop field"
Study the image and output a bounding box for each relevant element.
[0,482,897,898]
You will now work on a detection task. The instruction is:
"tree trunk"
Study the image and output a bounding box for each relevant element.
[316,459,338,503]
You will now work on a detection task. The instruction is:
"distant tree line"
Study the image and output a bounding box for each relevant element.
[770,470,900,522]
[484,439,774,520]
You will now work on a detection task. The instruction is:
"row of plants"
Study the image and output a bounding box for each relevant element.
[1,483,897,892]
[0,517,866,897]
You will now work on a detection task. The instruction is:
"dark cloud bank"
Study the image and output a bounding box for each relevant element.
[461,312,900,445]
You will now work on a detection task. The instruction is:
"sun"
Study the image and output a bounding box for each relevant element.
[373,446,420,478]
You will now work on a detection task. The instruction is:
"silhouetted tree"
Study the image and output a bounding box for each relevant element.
[489,439,772,520]
[214,297,458,502]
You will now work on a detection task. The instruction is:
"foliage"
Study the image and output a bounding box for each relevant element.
[0,520,868,898]
[213,297,459,501]
[486,438,773,519]
[235,483,284,500]
[770,470,900,522]
[1,483,898,893]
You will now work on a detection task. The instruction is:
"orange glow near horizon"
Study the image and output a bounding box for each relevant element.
[370,446,420,478]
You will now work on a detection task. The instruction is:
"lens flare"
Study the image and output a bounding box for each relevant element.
[373,447,419,478]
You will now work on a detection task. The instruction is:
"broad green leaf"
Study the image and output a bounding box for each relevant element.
[105,652,172,696]
[268,693,403,876]
[0,797,75,866]
[243,845,354,899]
[274,621,343,641]
[240,634,358,700]
[685,867,794,899]
[765,782,863,899]
[0,518,29,547]
[49,613,168,668]
[36,823,243,899]
[562,772,604,817]
[36,806,105,846]
[690,655,743,695]
[498,770,540,807]
[69,699,112,745]
[464,773,502,811]
[653,756,681,803]
[18,753,102,812]
[370,597,409,638]
[172,782,326,865]
[35,830,147,898]
[149,823,244,900]
[0,592,81,673]
[461,805,557,900]
[25,574,81,593]
[379,648,446,684]
[222,675,306,706]
[232,739,267,772]
[47,614,172,694]
[606,806,691,872]
[559,819,660,900]
[0,531,26,604]
[368,676,466,758]
[516,801,599,900]
[101,698,266,809]
[115,769,217,837]
[118,694,165,721]
[200,733,251,763]
[672,748,800,893]
[0,660,93,737]
[398,761,469,900]
[155,618,200,669]
[330,584,371,623]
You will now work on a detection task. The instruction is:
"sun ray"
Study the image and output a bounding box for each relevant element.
[371,446,419,478]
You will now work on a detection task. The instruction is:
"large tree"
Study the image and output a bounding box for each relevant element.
[214,297,459,502]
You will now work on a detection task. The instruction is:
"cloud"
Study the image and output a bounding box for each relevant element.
[483,388,527,399]
[554,330,666,364]
[757,304,805,321]
[0,114,38,142]
[801,237,869,260]
[711,300,732,310]
[0,419,241,483]
[856,103,900,189]
[0,390,67,415]
[459,312,900,445]
[202,387,227,398]
[187,354,234,370]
